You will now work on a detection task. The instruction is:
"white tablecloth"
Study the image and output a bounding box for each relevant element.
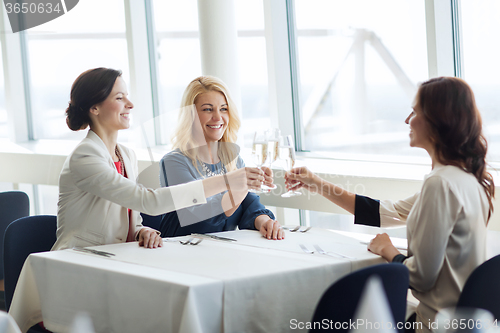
[9,228,389,333]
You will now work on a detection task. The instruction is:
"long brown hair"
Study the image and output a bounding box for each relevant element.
[416,76,495,220]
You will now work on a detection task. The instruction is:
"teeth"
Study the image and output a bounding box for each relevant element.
[208,125,222,129]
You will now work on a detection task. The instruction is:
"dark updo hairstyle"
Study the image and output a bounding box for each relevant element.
[416,76,495,220]
[65,67,122,131]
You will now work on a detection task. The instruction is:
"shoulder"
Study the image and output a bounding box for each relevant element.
[421,165,483,210]
[69,136,106,162]
[424,165,478,191]
[236,155,245,168]
[161,149,190,164]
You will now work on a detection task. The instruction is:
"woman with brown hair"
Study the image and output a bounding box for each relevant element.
[285,77,494,332]
[53,68,268,251]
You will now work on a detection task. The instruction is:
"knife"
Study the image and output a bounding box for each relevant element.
[191,233,237,242]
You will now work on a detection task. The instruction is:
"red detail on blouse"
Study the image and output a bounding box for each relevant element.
[114,161,133,241]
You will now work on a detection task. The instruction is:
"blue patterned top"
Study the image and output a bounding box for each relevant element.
[158,149,275,237]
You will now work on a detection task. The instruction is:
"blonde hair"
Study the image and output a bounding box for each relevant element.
[171,76,241,175]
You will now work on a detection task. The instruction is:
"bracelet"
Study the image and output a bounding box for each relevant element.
[223,173,236,207]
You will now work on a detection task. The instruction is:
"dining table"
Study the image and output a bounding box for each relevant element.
[9,227,399,333]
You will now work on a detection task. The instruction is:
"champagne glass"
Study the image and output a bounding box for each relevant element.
[280,135,302,197]
[263,128,280,191]
[250,130,269,193]
[267,128,281,167]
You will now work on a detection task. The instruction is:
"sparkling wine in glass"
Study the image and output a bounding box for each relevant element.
[263,128,280,191]
[280,135,302,198]
[250,130,269,193]
[267,128,280,166]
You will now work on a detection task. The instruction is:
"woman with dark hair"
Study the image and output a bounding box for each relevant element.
[53,68,269,251]
[285,77,494,332]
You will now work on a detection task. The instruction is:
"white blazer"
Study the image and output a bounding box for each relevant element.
[53,130,207,250]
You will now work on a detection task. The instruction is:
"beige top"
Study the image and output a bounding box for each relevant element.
[379,164,488,333]
[53,130,206,250]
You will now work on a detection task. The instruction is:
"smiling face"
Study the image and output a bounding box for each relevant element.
[405,102,433,152]
[195,90,229,144]
[91,77,133,132]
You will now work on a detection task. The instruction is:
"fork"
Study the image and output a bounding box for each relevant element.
[299,226,312,233]
[313,244,354,259]
[289,226,301,232]
[179,238,194,245]
[313,244,327,255]
[299,244,314,254]
[189,238,203,245]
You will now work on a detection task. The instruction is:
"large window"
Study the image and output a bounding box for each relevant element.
[26,0,129,142]
[153,0,202,146]
[461,0,500,162]
[294,0,428,159]
[153,0,270,149]
[0,40,6,138]
[235,0,271,148]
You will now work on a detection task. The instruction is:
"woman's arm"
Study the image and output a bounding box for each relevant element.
[285,166,356,214]
[286,166,417,228]
[159,153,263,227]
[368,233,402,262]
[70,143,263,216]
[254,215,284,240]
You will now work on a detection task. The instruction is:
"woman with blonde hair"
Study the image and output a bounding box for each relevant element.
[285,77,494,332]
[159,75,284,240]
[53,68,266,250]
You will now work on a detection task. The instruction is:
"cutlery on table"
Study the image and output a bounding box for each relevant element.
[189,238,203,245]
[180,238,194,245]
[299,244,314,254]
[313,244,328,255]
[73,247,115,257]
[285,226,311,232]
[313,244,354,259]
[191,233,237,242]
[299,226,312,233]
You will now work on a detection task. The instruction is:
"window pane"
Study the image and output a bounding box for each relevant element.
[26,0,129,141]
[461,0,500,161]
[294,0,428,158]
[153,0,201,145]
[235,0,271,148]
[153,0,270,149]
[0,41,7,138]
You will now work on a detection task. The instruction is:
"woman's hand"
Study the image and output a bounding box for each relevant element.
[284,166,320,193]
[138,228,163,248]
[226,167,265,192]
[368,233,400,262]
[260,166,275,188]
[255,215,284,240]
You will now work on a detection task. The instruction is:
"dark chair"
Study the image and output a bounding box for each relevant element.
[4,216,57,328]
[140,212,162,231]
[456,254,500,319]
[310,263,409,333]
[0,191,30,280]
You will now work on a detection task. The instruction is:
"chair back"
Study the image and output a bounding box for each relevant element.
[3,215,57,311]
[0,191,29,279]
[310,263,409,333]
[457,254,500,319]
